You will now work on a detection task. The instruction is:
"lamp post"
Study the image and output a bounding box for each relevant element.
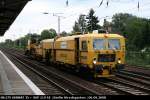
[43,12,65,34]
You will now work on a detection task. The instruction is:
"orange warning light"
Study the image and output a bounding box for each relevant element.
[104,34,108,38]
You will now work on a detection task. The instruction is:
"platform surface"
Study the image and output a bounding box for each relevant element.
[0,50,44,95]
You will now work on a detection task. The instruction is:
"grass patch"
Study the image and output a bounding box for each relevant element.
[126,51,150,68]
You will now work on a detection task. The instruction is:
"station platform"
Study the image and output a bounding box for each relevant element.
[0,50,45,95]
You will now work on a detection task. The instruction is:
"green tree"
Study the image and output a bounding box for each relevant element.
[103,19,112,32]
[142,20,150,47]
[49,28,57,38]
[112,13,132,33]
[5,39,13,46]
[30,33,41,43]
[72,14,87,34]
[41,28,57,40]
[73,21,80,33]
[111,13,150,51]
[86,8,100,32]
[60,31,67,36]
[41,30,51,40]
[78,14,87,33]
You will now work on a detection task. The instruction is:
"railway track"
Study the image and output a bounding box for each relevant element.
[94,65,150,95]
[116,70,150,87]
[125,65,150,76]
[95,79,149,95]
[2,48,120,95]
[94,74,150,95]
[118,70,150,81]
[1,47,150,95]
[95,69,150,95]
[4,52,71,95]
[106,76,150,94]
[6,52,101,95]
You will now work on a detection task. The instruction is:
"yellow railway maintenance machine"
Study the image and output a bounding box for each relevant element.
[26,32,125,78]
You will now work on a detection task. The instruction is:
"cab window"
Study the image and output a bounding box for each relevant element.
[108,39,120,50]
[81,41,87,50]
[93,39,105,50]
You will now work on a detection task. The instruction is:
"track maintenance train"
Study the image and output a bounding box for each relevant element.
[25,32,125,78]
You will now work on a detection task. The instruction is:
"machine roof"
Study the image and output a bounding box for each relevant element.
[0,0,31,36]
[56,33,124,41]
[41,39,54,43]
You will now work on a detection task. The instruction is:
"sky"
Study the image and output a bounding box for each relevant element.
[0,0,150,42]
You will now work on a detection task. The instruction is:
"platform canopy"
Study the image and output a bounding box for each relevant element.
[0,0,31,36]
